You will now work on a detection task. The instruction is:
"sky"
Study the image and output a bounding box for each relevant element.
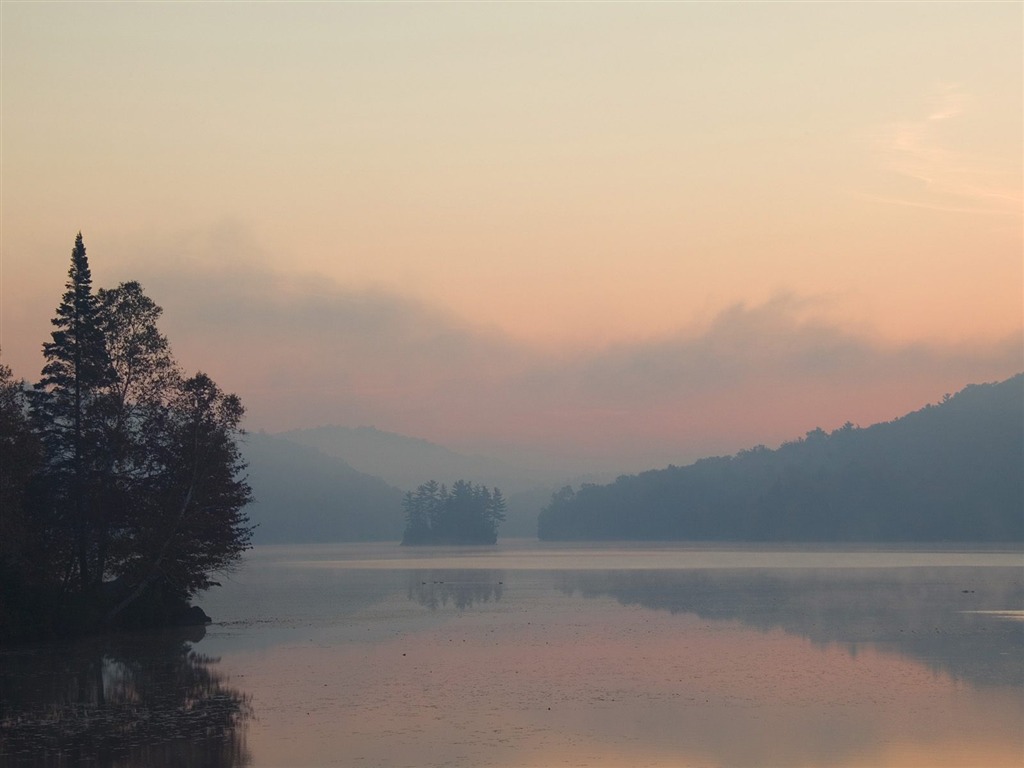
[2,2,1021,473]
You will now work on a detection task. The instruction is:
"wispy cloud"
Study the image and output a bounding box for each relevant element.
[924,82,967,123]
[867,83,1022,216]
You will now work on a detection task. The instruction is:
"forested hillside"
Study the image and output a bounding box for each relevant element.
[538,375,1023,542]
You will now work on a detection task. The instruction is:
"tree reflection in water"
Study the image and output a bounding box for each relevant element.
[556,567,1024,689]
[407,570,504,610]
[0,626,251,767]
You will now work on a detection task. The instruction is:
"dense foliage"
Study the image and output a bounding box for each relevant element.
[538,374,1023,542]
[401,479,506,545]
[0,234,252,642]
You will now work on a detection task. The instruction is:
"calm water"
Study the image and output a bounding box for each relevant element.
[2,541,1022,767]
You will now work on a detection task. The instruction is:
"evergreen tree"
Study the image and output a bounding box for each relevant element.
[487,487,507,533]
[32,233,112,588]
[400,479,504,545]
[401,479,440,544]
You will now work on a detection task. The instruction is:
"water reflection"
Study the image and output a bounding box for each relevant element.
[556,567,1024,688]
[178,545,1024,767]
[407,570,505,610]
[0,627,251,768]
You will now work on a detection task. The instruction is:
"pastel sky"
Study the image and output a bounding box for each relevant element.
[2,2,1021,472]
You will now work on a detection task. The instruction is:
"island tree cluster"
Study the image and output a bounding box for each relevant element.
[0,234,252,641]
[401,480,506,545]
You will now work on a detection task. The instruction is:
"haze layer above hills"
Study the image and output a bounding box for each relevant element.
[243,375,1021,544]
[242,428,599,541]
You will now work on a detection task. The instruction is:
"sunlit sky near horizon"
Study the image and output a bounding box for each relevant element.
[2,2,1021,472]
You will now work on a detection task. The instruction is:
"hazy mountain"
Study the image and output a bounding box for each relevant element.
[276,426,547,490]
[241,432,405,543]
[539,374,1024,542]
[274,425,607,537]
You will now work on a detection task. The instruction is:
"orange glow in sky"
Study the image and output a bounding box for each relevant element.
[1,2,1020,468]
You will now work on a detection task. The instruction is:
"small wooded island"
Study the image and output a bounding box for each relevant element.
[401,480,506,545]
[0,235,253,643]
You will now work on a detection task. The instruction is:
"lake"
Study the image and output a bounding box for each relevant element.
[2,541,1022,767]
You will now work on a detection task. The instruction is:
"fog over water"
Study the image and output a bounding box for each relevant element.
[197,543,1024,767]
[5,542,1019,767]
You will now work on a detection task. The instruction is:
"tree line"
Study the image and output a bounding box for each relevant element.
[401,479,506,545]
[0,234,252,641]
[538,375,1023,542]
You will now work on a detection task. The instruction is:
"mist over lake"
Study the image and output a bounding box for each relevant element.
[4,541,1021,767]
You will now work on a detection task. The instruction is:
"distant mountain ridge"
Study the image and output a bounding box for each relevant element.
[274,425,603,537]
[241,427,603,543]
[538,374,1024,542]
[276,425,488,491]
[242,432,405,543]
[275,425,580,492]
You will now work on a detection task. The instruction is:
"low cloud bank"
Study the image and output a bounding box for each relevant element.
[100,244,1024,473]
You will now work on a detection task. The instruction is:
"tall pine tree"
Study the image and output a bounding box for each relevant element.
[33,233,113,588]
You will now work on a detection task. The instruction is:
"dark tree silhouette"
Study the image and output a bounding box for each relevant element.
[0,364,44,603]
[3,234,253,640]
[32,233,113,589]
[106,373,253,624]
[401,480,505,545]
